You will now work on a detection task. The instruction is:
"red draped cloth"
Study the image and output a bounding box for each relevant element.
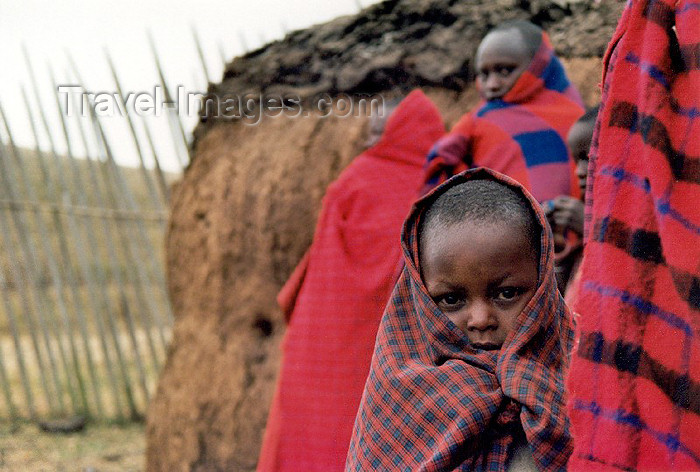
[423,32,584,202]
[347,168,576,471]
[256,90,445,472]
[567,0,700,470]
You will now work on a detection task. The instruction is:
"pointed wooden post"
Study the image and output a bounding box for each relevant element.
[147,31,190,171]
[191,25,211,85]
[141,119,170,202]
[104,50,164,209]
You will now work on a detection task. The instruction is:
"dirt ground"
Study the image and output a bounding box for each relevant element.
[0,421,144,471]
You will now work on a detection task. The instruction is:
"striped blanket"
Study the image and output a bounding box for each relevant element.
[567,0,700,470]
[346,168,575,471]
[423,31,583,202]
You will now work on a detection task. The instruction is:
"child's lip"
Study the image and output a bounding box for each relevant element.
[471,342,501,351]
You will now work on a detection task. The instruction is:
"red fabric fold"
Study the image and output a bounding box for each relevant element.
[257,89,445,472]
[567,0,700,469]
[277,250,309,322]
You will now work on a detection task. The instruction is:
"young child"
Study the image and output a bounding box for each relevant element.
[346,168,575,471]
[423,20,584,203]
[544,105,599,303]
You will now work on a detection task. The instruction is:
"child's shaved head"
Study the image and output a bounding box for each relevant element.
[487,20,543,59]
[475,20,543,101]
[419,179,540,262]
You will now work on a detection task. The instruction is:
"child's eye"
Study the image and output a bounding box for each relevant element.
[497,66,516,77]
[441,293,461,305]
[433,293,464,310]
[495,287,522,302]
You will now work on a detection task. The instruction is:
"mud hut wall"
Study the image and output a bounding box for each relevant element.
[148,112,373,470]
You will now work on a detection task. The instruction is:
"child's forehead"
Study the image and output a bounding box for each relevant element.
[419,219,539,283]
[423,218,531,251]
[578,119,597,133]
[568,120,596,141]
[476,29,531,65]
[480,28,527,51]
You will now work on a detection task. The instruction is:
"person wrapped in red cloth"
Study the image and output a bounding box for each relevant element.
[346,168,575,471]
[423,20,584,202]
[566,0,700,470]
[256,89,445,472]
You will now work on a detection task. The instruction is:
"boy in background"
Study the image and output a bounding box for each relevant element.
[545,105,599,303]
[423,20,583,203]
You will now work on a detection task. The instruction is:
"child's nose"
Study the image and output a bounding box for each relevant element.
[485,73,502,91]
[465,300,495,331]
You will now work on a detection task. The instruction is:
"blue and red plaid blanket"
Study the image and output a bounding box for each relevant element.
[346,168,575,471]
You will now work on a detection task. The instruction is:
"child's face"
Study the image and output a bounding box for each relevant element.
[567,121,594,197]
[475,30,532,101]
[422,221,538,350]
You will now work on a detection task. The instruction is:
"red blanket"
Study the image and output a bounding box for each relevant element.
[256,90,445,471]
[346,168,575,471]
[423,31,584,202]
[567,0,700,470]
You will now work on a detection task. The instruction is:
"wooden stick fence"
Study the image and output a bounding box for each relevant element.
[0,35,193,421]
[147,31,190,172]
[192,26,212,86]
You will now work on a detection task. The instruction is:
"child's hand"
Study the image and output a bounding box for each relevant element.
[545,196,584,237]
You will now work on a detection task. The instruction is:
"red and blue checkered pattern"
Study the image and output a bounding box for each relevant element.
[346,168,576,471]
[423,32,584,203]
[567,0,700,469]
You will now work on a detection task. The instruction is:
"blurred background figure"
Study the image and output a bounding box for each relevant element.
[545,104,599,303]
[423,20,584,203]
[256,90,444,472]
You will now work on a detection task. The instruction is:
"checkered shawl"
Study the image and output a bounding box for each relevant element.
[346,168,576,471]
[567,0,700,470]
[423,32,583,202]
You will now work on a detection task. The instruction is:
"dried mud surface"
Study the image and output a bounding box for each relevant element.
[193,0,623,145]
[147,0,621,470]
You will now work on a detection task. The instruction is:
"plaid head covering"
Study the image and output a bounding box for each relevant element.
[567,0,700,470]
[346,168,575,471]
[422,29,583,202]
